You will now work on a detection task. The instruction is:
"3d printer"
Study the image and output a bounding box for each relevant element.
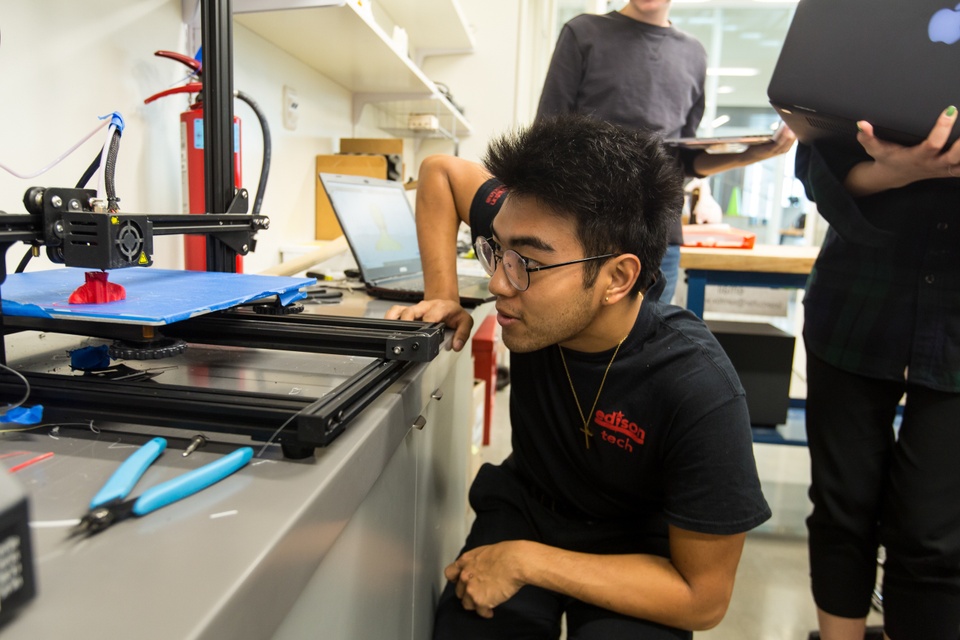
[0,143,442,461]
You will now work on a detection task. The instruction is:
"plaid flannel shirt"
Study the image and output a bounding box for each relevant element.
[797,142,960,393]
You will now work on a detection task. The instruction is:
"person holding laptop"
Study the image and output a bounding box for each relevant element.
[388,114,770,639]
[536,0,795,302]
[797,106,960,640]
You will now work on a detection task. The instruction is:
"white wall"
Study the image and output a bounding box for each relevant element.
[231,21,385,273]
[418,0,547,165]
[0,0,188,270]
[1,0,526,276]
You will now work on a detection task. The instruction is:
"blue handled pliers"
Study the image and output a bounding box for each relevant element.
[71,437,253,537]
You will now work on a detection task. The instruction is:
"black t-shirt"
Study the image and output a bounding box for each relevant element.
[470,183,771,539]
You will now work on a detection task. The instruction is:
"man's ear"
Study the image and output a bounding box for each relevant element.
[602,254,641,304]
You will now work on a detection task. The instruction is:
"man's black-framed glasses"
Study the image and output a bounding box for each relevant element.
[474,236,616,292]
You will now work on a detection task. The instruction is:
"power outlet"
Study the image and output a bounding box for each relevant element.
[283,85,299,131]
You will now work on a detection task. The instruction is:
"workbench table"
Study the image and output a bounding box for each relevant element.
[681,244,820,319]
[1,291,487,640]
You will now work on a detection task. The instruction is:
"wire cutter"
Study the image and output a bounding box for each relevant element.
[71,437,253,537]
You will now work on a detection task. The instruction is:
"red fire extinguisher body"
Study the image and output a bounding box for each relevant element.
[181,107,243,272]
[146,51,249,272]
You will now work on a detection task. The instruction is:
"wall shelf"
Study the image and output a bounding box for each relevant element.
[376,0,475,63]
[233,0,472,141]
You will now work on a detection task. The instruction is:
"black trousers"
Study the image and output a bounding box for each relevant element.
[805,353,960,640]
[433,461,690,640]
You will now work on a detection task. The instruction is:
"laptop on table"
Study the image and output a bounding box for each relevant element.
[767,0,960,147]
[319,173,494,307]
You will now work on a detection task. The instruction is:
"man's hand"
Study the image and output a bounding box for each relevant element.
[444,542,527,618]
[692,124,797,175]
[740,123,797,163]
[385,299,475,352]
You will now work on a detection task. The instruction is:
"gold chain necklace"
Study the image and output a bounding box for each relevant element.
[559,335,628,450]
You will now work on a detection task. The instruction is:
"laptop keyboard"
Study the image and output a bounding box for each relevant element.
[384,274,487,293]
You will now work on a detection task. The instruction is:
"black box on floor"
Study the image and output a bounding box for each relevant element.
[705,320,795,427]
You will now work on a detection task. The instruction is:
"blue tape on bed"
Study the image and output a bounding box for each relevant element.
[1,268,313,325]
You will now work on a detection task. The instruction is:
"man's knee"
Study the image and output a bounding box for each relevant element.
[434,582,563,640]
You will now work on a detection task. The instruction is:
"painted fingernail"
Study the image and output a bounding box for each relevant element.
[947,106,957,117]
[856,122,863,132]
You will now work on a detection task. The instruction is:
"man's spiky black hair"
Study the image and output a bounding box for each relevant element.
[483,114,683,294]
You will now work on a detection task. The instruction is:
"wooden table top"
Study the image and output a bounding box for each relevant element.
[680,244,820,275]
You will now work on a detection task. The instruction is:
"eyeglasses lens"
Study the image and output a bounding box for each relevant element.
[475,236,528,291]
[476,237,496,276]
[500,250,527,290]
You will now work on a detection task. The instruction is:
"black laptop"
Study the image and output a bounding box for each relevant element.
[319,173,494,307]
[768,0,960,147]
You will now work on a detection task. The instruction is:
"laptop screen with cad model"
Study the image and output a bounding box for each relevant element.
[320,174,423,284]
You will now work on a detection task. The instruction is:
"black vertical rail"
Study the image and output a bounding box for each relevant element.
[0,244,7,365]
[201,0,239,273]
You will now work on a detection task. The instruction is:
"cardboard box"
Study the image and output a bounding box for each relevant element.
[705,320,796,427]
[340,138,404,181]
[314,154,387,240]
[339,138,403,156]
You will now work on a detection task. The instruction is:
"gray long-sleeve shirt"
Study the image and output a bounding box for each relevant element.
[536,11,707,247]
[537,11,707,139]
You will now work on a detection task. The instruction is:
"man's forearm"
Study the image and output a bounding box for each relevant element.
[515,541,731,631]
[691,128,796,176]
[415,159,472,301]
[415,208,461,302]
[692,150,755,176]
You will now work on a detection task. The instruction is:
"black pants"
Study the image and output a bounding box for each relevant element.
[433,461,690,640]
[805,353,960,640]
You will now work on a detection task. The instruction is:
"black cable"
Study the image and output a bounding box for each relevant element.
[235,90,271,215]
[433,81,465,115]
[14,247,33,274]
[75,147,103,188]
[105,127,121,212]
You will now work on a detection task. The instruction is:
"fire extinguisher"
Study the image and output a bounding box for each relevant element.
[144,50,243,272]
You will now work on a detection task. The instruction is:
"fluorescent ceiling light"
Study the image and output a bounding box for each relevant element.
[707,67,760,76]
[717,86,735,94]
[711,115,731,128]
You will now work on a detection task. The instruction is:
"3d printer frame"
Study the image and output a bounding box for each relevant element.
[0,187,446,459]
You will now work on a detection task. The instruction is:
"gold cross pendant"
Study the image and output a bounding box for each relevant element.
[580,422,593,450]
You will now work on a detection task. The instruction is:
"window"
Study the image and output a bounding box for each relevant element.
[550,1,813,245]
